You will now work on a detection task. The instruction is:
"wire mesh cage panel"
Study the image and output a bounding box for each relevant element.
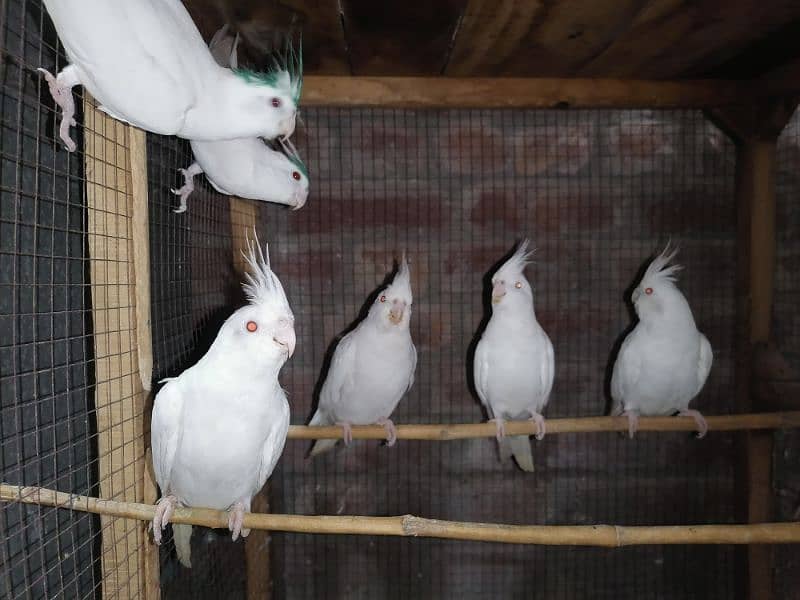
[1,1,100,597]
[259,107,739,599]
[774,108,800,600]
[2,0,151,598]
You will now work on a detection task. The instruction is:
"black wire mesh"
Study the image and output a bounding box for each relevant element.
[261,107,739,599]
[774,107,800,600]
[1,1,100,598]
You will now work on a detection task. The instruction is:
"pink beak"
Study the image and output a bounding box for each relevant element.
[274,322,296,358]
[492,281,507,304]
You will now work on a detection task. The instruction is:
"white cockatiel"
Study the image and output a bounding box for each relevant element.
[610,244,713,438]
[473,240,554,472]
[308,255,417,457]
[170,26,309,213]
[38,1,301,151]
[150,234,295,568]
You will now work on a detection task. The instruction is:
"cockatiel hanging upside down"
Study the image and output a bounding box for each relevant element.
[473,240,555,472]
[610,243,713,438]
[38,0,301,151]
[150,233,295,568]
[170,25,309,213]
[308,255,417,457]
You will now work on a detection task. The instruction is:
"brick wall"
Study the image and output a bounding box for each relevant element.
[259,108,740,599]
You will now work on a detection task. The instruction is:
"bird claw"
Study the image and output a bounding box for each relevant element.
[377,418,397,447]
[679,409,708,439]
[37,67,77,152]
[152,495,177,545]
[170,168,195,213]
[337,422,353,445]
[227,501,248,541]
[491,418,506,442]
[530,413,546,441]
[622,410,639,439]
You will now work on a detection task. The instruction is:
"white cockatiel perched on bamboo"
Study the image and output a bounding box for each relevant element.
[473,240,554,472]
[150,234,295,568]
[610,244,713,438]
[38,1,301,151]
[308,255,417,457]
[170,26,309,213]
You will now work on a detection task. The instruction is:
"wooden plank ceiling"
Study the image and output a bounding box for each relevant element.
[182,0,800,79]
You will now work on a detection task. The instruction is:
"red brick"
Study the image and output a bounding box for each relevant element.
[513,124,592,176]
[440,125,507,175]
[289,192,448,234]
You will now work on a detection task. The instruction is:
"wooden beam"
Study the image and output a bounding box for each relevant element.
[6,484,800,548]
[83,99,150,600]
[711,97,799,600]
[229,197,270,600]
[302,76,755,108]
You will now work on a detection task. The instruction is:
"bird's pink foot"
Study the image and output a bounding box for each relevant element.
[679,409,708,439]
[530,413,546,441]
[152,495,177,545]
[337,422,353,445]
[37,68,77,152]
[377,417,397,447]
[622,410,639,439]
[491,418,506,442]
[227,501,250,541]
[170,163,203,213]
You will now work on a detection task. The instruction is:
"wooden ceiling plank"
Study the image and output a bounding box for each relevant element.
[302,76,758,109]
[340,0,466,75]
[182,0,350,75]
[580,0,800,79]
[444,0,547,76]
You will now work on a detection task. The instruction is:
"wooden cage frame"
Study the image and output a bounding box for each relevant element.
[3,74,800,600]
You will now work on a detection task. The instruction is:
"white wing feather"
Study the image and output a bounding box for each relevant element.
[316,332,358,419]
[541,335,555,404]
[255,399,290,494]
[611,333,641,416]
[150,380,185,494]
[695,334,714,397]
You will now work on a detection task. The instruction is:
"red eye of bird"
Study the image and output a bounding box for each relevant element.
[380,295,386,303]
[271,97,281,108]
[246,320,258,332]
[292,171,301,181]
[645,287,653,295]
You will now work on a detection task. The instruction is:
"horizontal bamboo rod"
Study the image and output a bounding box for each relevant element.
[287,411,800,440]
[2,484,799,547]
[302,76,755,109]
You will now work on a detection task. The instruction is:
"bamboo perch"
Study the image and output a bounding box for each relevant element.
[286,411,800,440]
[2,484,799,547]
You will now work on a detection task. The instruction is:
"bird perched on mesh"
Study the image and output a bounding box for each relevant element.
[308,255,417,457]
[150,233,295,568]
[170,25,309,213]
[610,243,713,438]
[473,240,554,472]
[38,1,301,151]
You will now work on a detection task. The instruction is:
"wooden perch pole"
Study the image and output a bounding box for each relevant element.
[286,411,800,440]
[2,484,800,547]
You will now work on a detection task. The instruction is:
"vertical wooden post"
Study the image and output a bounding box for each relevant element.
[83,98,152,599]
[229,197,271,600]
[707,97,798,600]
